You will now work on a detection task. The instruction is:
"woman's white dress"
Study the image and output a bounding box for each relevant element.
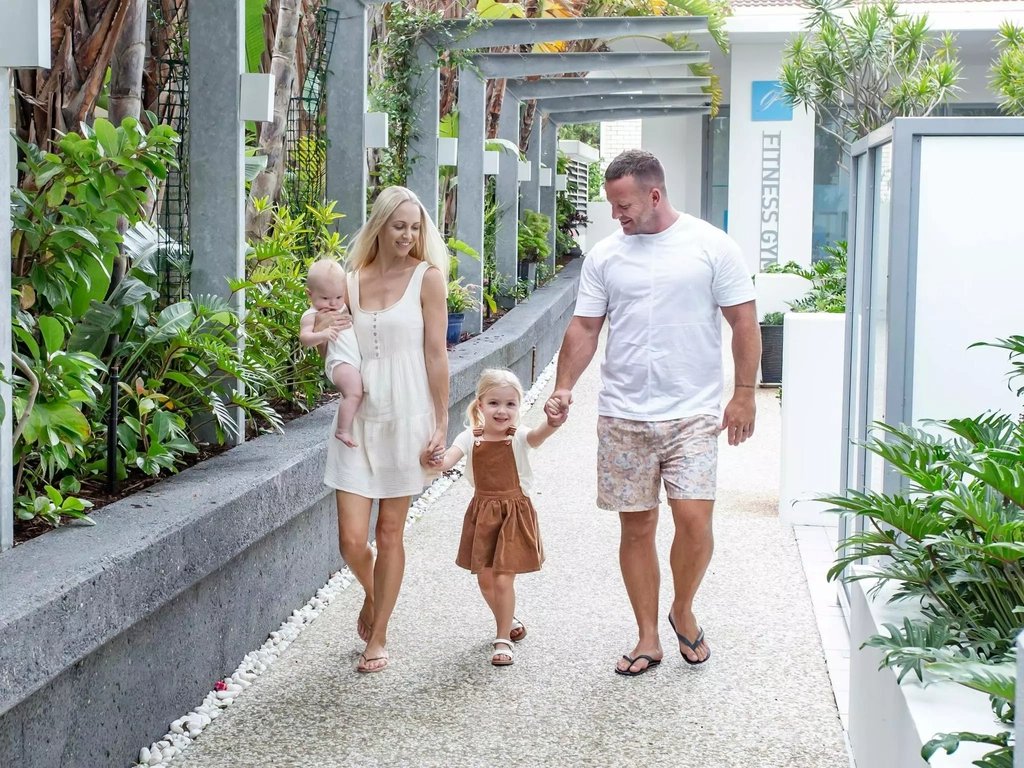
[323,261,435,499]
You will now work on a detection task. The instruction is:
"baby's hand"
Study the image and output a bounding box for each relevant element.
[324,326,340,342]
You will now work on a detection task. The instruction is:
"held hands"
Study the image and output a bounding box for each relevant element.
[721,388,756,446]
[422,426,447,469]
[544,389,572,426]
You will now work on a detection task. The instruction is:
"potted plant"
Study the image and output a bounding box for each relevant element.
[759,311,785,385]
[556,187,588,262]
[446,277,479,346]
[517,209,552,290]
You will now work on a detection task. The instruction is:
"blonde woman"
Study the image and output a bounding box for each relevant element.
[318,186,449,673]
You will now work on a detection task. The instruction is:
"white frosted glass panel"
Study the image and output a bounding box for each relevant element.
[846,155,870,495]
[912,135,1024,423]
[865,143,892,493]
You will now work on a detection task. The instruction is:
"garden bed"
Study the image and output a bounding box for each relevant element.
[0,260,580,768]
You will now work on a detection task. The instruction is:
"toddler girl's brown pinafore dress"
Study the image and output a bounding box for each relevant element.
[456,427,544,575]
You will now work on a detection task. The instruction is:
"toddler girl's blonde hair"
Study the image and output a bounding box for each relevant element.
[466,368,525,429]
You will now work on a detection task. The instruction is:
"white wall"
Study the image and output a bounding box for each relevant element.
[727,43,816,274]
[583,200,620,252]
[641,114,703,217]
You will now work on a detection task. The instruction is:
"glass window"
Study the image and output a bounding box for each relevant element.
[812,120,849,261]
[940,103,1004,117]
[703,110,729,232]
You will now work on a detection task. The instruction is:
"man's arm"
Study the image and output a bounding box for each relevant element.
[720,300,760,445]
[544,315,604,420]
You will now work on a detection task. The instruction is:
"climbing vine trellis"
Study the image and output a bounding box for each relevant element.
[283,4,340,239]
[147,0,192,305]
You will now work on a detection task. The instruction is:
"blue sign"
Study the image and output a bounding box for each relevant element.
[752,81,792,122]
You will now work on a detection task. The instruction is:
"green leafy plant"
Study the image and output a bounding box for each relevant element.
[778,0,962,148]
[517,210,552,264]
[992,22,1024,116]
[762,312,785,326]
[779,241,847,313]
[827,335,1024,765]
[447,278,479,314]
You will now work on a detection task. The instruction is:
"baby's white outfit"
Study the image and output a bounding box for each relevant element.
[302,307,361,380]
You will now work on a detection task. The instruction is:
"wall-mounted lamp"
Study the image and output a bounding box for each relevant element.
[540,168,553,187]
[518,161,532,183]
[239,74,275,123]
[484,151,501,176]
[555,174,568,192]
[438,137,459,166]
[365,112,389,149]
[0,0,50,68]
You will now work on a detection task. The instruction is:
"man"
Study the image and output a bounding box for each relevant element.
[544,150,760,676]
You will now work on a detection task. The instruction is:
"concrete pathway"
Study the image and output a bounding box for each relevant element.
[177,340,848,768]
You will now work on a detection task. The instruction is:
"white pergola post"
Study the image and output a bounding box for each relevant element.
[1,0,51,550]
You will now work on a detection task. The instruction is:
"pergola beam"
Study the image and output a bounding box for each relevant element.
[426,16,707,50]
[471,51,710,79]
[506,76,711,100]
[537,93,710,113]
[548,105,711,124]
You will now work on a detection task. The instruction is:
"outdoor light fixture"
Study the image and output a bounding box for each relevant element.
[540,168,553,187]
[0,0,50,68]
[556,174,568,191]
[239,74,274,123]
[438,137,459,166]
[364,112,389,149]
[518,161,532,182]
[484,150,501,176]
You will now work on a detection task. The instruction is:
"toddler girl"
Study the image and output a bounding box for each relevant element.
[299,259,363,447]
[425,369,565,666]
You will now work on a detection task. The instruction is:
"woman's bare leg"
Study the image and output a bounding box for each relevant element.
[335,491,375,643]
[361,496,411,670]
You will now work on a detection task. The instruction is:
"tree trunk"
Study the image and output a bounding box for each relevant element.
[13,0,133,158]
[109,0,146,125]
[245,0,302,237]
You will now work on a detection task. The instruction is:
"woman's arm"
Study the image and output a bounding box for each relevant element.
[421,266,450,454]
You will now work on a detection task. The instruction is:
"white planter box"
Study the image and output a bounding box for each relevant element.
[849,573,1005,768]
[755,272,812,321]
[779,312,845,525]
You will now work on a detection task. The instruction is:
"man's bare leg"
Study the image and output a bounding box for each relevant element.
[615,508,664,674]
[667,498,714,662]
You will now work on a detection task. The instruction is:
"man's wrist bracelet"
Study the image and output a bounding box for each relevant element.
[735,384,756,389]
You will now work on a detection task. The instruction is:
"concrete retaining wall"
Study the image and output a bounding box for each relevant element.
[0,260,580,768]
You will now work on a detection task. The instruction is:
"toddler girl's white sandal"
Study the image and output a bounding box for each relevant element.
[491,639,515,667]
[510,617,526,642]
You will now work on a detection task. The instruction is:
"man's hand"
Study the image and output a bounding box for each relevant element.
[544,389,573,424]
[721,389,756,446]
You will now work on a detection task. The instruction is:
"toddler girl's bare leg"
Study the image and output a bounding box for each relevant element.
[477,569,498,614]
[331,362,363,448]
[491,573,516,662]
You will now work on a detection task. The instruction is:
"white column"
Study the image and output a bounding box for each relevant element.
[1,70,12,550]
[727,43,815,273]
[641,114,703,217]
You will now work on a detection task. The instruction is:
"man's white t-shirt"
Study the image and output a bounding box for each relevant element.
[574,213,756,422]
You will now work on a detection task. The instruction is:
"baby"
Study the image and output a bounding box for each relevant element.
[299,259,363,448]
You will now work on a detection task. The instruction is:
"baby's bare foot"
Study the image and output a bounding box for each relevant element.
[335,429,358,448]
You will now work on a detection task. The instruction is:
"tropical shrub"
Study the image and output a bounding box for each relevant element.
[828,336,1024,767]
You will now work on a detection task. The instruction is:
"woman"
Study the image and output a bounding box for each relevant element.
[321,186,449,673]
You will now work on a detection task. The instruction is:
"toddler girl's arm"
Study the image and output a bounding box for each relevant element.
[421,444,465,473]
[526,409,567,449]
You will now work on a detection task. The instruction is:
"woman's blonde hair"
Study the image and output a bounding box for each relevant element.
[466,368,525,429]
[345,186,449,282]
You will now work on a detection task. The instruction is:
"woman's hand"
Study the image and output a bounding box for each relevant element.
[312,309,351,334]
[425,426,447,460]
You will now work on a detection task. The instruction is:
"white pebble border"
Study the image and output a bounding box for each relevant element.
[136,359,557,767]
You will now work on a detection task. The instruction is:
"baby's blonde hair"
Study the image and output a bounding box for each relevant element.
[466,369,525,430]
[306,258,346,291]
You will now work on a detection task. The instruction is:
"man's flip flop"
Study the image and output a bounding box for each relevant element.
[614,654,661,676]
[357,653,389,673]
[668,613,711,665]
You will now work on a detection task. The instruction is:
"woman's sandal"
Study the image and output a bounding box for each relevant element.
[510,617,527,642]
[357,652,389,673]
[491,639,515,666]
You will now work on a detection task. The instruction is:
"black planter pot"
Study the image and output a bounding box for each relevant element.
[517,260,538,291]
[760,323,784,386]
[568,245,583,259]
